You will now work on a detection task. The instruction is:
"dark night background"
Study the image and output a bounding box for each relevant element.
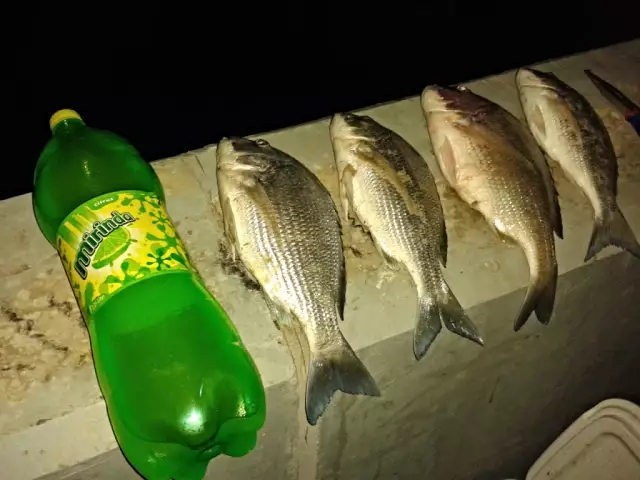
[8,1,639,201]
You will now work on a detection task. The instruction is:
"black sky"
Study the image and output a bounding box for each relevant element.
[8,1,639,200]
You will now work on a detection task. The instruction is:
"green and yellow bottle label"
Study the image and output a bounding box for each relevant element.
[57,190,195,318]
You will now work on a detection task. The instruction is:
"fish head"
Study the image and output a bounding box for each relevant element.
[420,85,475,180]
[515,68,566,145]
[330,112,386,142]
[422,85,490,117]
[421,85,495,185]
[330,112,383,170]
[216,137,283,191]
[515,67,561,92]
[421,84,499,136]
[217,137,279,173]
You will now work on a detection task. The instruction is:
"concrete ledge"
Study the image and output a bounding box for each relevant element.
[1,39,639,480]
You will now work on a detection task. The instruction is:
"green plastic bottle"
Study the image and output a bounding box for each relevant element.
[32,109,266,480]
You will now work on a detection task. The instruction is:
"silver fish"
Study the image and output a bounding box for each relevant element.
[330,113,483,359]
[216,137,380,425]
[516,67,640,260]
[422,86,559,331]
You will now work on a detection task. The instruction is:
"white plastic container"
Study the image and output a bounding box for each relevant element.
[526,398,640,480]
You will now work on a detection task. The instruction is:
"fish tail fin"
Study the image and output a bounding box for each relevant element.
[306,336,380,425]
[414,281,484,360]
[585,206,640,261]
[514,262,557,331]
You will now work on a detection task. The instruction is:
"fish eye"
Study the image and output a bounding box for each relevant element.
[256,139,269,147]
[456,86,469,92]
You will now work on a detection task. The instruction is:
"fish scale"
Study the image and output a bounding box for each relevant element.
[268,186,332,332]
[330,113,483,360]
[216,137,379,426]
[364,167,425,269]
[517,67,639,261]
[422,85,559,331]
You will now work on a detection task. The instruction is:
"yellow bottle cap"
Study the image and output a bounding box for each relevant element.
[49,109,83,131]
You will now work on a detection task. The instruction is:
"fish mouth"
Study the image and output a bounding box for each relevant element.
[331,112,363,129]
[422,85,449,112]
[421,85,480,114]
[216,137,272,173]
[217,136,242,157]
[217,136,265,156]
[329,112,373,141]
[329,112,350,132]
[515,68,555,91]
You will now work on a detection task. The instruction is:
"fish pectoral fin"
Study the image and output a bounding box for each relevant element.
[339,165,369,249]
[221,198,239,262]
[529,104,547,140]
[435,136,458,187]
[339,164,358,223]
[306,339,381,426]
[585,206,640,261]
[356,148,418,211]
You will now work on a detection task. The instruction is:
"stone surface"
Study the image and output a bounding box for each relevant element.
[317,253,640,480]
[0,39,638,480]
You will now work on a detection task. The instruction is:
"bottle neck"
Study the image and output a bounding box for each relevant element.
[52,118,86,136]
